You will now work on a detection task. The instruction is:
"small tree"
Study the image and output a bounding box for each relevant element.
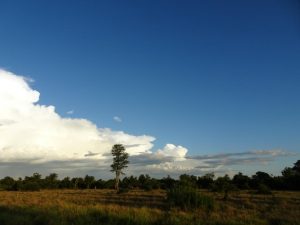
[292,160,300,174]
[110,144,129,191]
[45,173,58,189]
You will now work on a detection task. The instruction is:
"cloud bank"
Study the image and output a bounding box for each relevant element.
[0,69,293,178]
[0,69,155,162]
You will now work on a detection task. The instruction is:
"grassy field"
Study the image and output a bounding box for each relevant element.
[0,189,299,225]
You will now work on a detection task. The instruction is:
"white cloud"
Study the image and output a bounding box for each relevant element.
[0,69,155,163]
[113,116,122,123]
[66,110,74,115]
[252,149,291,157]
[156,144,187,160]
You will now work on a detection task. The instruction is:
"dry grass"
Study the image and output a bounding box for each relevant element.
[0,189,299,225]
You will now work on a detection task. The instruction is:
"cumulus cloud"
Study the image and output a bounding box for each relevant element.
[0,69,155,163]
[156,144,187,160]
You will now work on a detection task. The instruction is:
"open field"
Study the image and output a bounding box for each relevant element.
[0,189,299,225]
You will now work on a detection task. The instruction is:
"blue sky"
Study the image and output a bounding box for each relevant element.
[0,0,299,177]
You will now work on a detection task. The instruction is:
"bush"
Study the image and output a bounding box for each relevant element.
[20,182,41,191]
[256,184,272,195]
[117,187,129,194]
[167,185,214,211]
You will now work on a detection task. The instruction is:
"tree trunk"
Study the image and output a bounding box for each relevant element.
[115,171,120,191]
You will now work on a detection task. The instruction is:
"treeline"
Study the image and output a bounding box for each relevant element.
[0,160,299,192]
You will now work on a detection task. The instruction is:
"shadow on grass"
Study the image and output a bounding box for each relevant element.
[0,206,55,225]
[55,191,166,209]
[0,205,171,225]
[0,206,132,225]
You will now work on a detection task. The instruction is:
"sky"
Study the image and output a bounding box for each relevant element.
[0,0,299,179]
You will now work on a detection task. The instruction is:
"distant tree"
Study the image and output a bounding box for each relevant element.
[251,171,272,189]
[71,177,85,189]
[71,177,78,189]
[211,174,235,200]
[149,177,160,189]
[281,160,300,190]
[292,160,300,174]
[95,179,106,189]
[179,174,197,188]
[282,167,295,177]
[160,175,176,190]
[110,144,129,191]
[121,176,139,189]
[232,172,250,189]
[138,174,157,190]
[20,173,42,191]
[197,173,214,189]
[84,175,95,189]
[24,172,42,183]
[59,177,72,189]
[45,173,58,189]
[22,173,42,191]
[292,160,300,190]
[104,179,115,189]
[138,174,148,189]
[0,176,15,190]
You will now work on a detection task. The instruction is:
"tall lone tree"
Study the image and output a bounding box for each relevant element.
[110,144,129,191]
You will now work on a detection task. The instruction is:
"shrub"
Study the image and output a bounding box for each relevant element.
[256,184,272,195]
[167,185,214,211]
[20,182,41,191]
[117,187,129,194]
